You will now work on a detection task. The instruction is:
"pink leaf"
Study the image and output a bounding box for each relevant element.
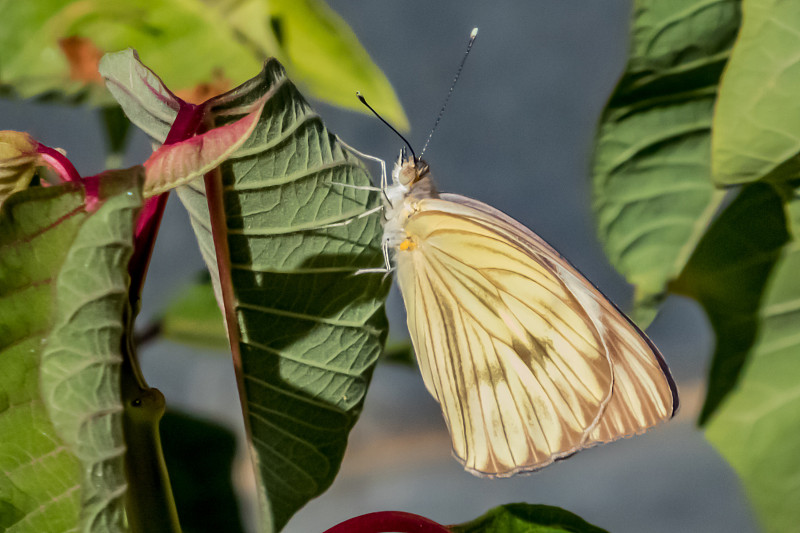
[142,97,265,197]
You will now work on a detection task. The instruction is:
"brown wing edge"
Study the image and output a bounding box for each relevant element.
[615,304,679,417]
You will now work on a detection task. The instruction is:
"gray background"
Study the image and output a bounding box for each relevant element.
[0,2,759,532]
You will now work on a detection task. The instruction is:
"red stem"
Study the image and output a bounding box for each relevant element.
[128,101,206,308]
[37,144,81,183]
[322,511,451,533]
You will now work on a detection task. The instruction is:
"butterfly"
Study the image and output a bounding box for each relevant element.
[375,149,678,477]
[345,27,677,477]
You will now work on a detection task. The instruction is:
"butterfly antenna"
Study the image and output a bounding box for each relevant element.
[420,27,478,157]
[357,92,417,161]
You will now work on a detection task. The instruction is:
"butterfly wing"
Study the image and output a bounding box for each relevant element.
[395,193,677,477]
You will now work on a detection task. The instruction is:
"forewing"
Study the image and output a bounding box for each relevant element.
[436,194,678,443]
[395,204,615,476]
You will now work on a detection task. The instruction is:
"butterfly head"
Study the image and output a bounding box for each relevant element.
[393,147,430,187]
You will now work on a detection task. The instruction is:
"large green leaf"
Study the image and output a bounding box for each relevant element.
[262,0,408,130]
[105,51,389,531]
[694,3,800,529]
[41,169,142,531]
[202,58,389,531]
[1,0,407,127]
[0,171,142,532]
[712,0,800,185]
[0,184,86,532]
[672,182,789,423]
[703,183,800,533]
[591,0,739,324]
[450,503,609,533]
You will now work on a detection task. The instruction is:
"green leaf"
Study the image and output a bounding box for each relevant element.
[100,106,133,169]
[0,131,40,203]
[143,95,265,196]
[160,277,228,351]
[2,0,406,126]
[160,278,413,367]
[712,0,800,185]
[160,411,244,533]
[704,183,800,533]
[591,0,739,324]
[450,503,609,533]
[103,53,392,530]
[673,182,789,423]
[263,0,408,130]
[0,184,86,532]
[0,172,142,532]
[99,48,180,144]
[381,340,416,366]
[201,58,389,532]
[41,168,143,531]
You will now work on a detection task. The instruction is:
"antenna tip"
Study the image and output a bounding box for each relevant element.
[470,27,479,39]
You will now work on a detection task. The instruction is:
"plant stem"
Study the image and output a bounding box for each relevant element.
[122,100,208,533]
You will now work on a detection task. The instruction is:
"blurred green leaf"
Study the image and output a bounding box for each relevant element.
[264,0,408,130]
[712,0,800,185]
[161,278,228,351]
[1,0,407,127]
[592,0,739,324]
[673,182,789,423]
[160,411,244,533]
[0,171,141,532]
[0,131,40,203]
[450,503,609,533]
[100,106,133,169]
[381,340,415,367]
[704,183,800,533]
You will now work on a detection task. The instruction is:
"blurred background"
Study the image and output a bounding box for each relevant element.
[0,1,759,532]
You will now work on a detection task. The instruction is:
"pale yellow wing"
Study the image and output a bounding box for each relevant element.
[437,194,678,443]
[395,194,677,476]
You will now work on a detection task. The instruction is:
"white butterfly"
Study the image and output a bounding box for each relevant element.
[342,27,677,477]
[372,149,678,477]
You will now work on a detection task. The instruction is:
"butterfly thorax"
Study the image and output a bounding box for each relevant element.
[382,155,438,251]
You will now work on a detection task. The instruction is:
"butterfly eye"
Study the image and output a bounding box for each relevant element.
[397,162,418,186]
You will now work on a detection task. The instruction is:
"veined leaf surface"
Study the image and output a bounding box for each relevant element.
[712,0,800,185]
[703,183,800,533]
[0,171,141,532]
[592,0,739,324]
[201,58,389,531]
[451,503,610,533]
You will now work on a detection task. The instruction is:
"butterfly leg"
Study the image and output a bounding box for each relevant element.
[337,136,388,186]
[336,136,391,202]
[313,204,385,229]
[354,238,394,277]
[327,181,383,192]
